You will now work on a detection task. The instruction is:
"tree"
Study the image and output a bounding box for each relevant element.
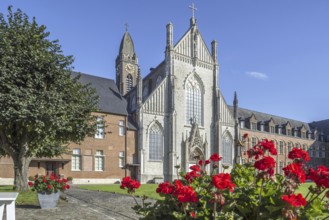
[0,7,99,191]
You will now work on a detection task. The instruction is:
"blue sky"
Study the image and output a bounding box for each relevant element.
[1,1,329,122]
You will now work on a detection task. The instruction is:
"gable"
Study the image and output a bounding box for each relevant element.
[173,28,214,64]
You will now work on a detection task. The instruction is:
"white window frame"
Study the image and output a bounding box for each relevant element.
[119,151,125,168]
[95,150,104,171]
[95,117,105,139]
[149,124,163,161]
[71,148,81,171]
[119,120,125,136]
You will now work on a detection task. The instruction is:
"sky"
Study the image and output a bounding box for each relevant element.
[1,1,329,123]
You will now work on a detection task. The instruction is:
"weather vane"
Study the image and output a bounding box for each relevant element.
[189,3,197,19]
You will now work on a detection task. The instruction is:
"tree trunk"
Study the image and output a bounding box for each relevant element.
[13,155,32,191]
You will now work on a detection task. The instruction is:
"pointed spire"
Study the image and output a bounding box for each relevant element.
[233,91,238,120]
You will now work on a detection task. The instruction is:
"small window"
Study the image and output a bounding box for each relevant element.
[270,126,275,134]
[251,123,257,130]
[252,137,257,147]
[240,120,245,129]
[278,127,282,135]
[260,124,264,132]
[119,120,125,136]
[95,150,104,171]
[95,117,105,139]
[119,151,125,168]
[287,142,292,153]
[287,129,291,136]
[301,132,306,139]
[279,141,284,154]
[72,148,81,171]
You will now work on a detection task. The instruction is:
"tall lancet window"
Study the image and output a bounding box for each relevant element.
[222,133,233,164]
[185,75,203,125]
[126,74,133,92]
[149,123,163,160]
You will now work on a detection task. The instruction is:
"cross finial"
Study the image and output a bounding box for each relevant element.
[189,3,197,19]
[125,23,128,32]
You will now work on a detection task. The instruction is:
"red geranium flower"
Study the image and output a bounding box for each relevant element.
[156,182,174,195]
[308,166,329,188]
[243,133,248,139]
[282,193,306,207]
[212,173,235,192]
[210,153,222,162]
[259,139,277,155]
[120,176,141,193]
[185,171,200,182]
[288,148,310,162]
[28,182,34,187]
[174,185,198,203]
[47,184,52,189]
[254,156,276,176]
[283,163,306,183]
[190,165,201,172]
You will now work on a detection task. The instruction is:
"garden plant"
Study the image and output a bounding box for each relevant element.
[121,136,329,220]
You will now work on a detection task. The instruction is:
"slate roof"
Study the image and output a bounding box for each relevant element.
[309,119,329,137]
[228,106,311,130]
[71,72,128,116]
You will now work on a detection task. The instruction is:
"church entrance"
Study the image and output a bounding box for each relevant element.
[46,162,58,176]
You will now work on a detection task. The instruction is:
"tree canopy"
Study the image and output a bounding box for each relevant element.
[0,6,99,190]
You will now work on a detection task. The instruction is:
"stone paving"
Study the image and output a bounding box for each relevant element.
[15,186,142,220]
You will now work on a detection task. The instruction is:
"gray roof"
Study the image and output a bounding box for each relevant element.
[72,72,128,116]
[119,31,135,56]
[309,119,329,136]
[228,106,310,130]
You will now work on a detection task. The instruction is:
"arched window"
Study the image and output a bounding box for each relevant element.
[222,133,233,164]
[156,75,162,86]
[126,74,133,92]
[149,123,163,160]
[185,76,203,125]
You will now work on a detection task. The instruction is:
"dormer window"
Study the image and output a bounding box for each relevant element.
[278,126,282,135]
[287,129,291,136]
[260,122,265,131]
[251,122,257,130]
[301,132,306,139]
[307,131,312,139]
[240,119,245,129]
[270,126,275,134]
[294,128,298,137]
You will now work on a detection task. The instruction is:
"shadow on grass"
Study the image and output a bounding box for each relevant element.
[16,204,40,209]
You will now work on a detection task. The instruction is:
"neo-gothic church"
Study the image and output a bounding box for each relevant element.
[116,16,236,183]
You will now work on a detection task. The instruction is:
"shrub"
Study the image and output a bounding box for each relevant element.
[121,137,329,219]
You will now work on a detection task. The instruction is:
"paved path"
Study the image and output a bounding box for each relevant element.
[15,186,143,220]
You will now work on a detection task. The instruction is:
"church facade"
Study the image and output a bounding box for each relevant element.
[117,17,236,183]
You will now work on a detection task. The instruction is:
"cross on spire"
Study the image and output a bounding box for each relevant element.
[189,3,197,19]
[124,23,128,32]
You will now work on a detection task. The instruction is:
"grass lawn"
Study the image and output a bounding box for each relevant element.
[78,184,161,200]
[0,186,38,206]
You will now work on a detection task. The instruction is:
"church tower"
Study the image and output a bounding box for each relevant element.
[116,29,138,96]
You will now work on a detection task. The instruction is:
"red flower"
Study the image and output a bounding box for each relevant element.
[190,165,201,172]
[120,176,141,193]
[282,193,306,207]
[247,147,264,159]
[283,163,306,183]
[212,173,235,192]
[308,166,329,188]
[28,182,34,187]
[254,156,276,176]
[66,184,70,189]
[174,185,198,203]
[288,148,310,162]
[43,179,47,183]
[62,178,68,183]
[47,184,52,189]
[259,139,277,155]
[210,153,222,162]
[185,171,200,182]
[205,160,210,165]
[198,160,210,166]
[190,212,196,218]
[243,133,248,139]
[156,182,174,195]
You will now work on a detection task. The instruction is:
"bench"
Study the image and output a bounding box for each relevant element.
[0,192,19,220]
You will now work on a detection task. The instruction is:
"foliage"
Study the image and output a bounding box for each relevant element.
[0,6,98,190]
[67,176,73,181]
[28,174,70,194]
[121,137,329,220]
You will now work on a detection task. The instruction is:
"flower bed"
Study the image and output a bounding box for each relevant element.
[121,137,329,219]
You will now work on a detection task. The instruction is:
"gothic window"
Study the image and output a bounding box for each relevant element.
[149,123,163,160]
[222,133,233,164]
[126,74,133,92]
[279,141,284,154]
[185,77,203,125]
[156,75,162,86]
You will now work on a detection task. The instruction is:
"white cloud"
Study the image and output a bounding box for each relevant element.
[246,71,268,80]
